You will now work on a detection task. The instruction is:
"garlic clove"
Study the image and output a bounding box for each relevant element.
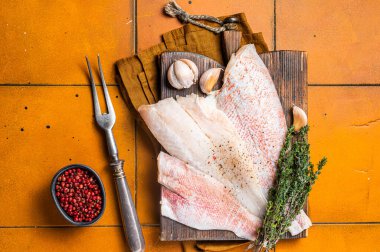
[292,105,308,131]
[179,59,198,83]
[199,68,223,94]
[173,60,194,88]
[167,63,184,89]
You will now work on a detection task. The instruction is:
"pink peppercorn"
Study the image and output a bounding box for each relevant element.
[55,167,103,223]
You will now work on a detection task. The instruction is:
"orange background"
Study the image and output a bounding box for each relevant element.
[0,0,379,251]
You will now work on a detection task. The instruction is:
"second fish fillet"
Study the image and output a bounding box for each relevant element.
[158,152,261,240]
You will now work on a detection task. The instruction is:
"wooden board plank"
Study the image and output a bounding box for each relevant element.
[260,51,308,125]
[260,51,308,240]
[159,50,308,241]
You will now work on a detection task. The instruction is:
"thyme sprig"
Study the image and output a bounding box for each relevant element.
[253,125,327,251]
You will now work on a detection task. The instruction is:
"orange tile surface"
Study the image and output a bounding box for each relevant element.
[308,86,380,222]
[0,86,135,225]
[0,0,133,84]
[276,224,380,251]
[136,127,161,224]
[1,0,380,251]
[0,227,182,251]
[137,0,274,51]
[277,0,380,84]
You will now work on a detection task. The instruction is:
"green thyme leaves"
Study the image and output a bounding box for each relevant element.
[254,126,327,251]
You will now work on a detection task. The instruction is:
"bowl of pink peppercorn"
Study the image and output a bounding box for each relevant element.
[51,164,106,226]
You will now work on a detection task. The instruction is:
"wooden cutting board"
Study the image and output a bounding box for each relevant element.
[159,50,308,241]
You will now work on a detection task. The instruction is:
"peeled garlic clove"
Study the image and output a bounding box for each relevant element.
[179,59,198,83]
[293,105,308,131]
[199,68,223,94]
[173,60,194,88]
[167,63,184,89]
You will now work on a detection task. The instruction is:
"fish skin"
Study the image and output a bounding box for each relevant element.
[139,94,267,217]
[216,44,311,234]
[138,97,213,170]
[159,152,261,240]
[177,94,267,217]
[216,44,287,194]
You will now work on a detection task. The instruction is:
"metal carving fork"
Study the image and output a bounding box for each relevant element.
[86,55,145,252]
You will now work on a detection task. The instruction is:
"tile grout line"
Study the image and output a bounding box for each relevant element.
[313,222,380,225]
[1,222,380,229]
[0,84,118,87]
[134,121,138,207]
[133,0,138,208]
[273,0,277,51]
[2,83,380,87]
[308,83,380,87]
[133,0,138,54]
[0,224,160,229]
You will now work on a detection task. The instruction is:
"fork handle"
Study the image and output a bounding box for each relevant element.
[111,160,145,252]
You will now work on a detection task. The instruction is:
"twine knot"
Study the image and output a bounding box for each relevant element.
[164,0,238,34]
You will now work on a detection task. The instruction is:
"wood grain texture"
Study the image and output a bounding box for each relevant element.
[260,51,308,126]
[159,50,308,241]
[260,51,308,240]
[222,30,242,62]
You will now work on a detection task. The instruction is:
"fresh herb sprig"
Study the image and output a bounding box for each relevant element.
[253,125,327,251]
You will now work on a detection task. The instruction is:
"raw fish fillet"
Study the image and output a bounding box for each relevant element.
[138,97,213,170]
[215,44,311,234]
[216,44,287,193]
[177,94,267,216]
[158,152,261,240]
[139,95,267,217]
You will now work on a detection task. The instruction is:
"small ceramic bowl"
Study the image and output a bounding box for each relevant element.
[51,164,106,226]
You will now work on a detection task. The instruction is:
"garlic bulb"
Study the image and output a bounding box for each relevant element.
[199,68,223,94]
[167,59,198,89]
[179,59,198,81]
[292,105,308,131]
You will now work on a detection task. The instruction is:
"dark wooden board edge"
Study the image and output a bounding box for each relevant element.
[260,50,308,240]
[159,50,308,241]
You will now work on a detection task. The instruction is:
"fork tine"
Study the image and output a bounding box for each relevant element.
[86,56,102,116]
[97,54,115,116]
